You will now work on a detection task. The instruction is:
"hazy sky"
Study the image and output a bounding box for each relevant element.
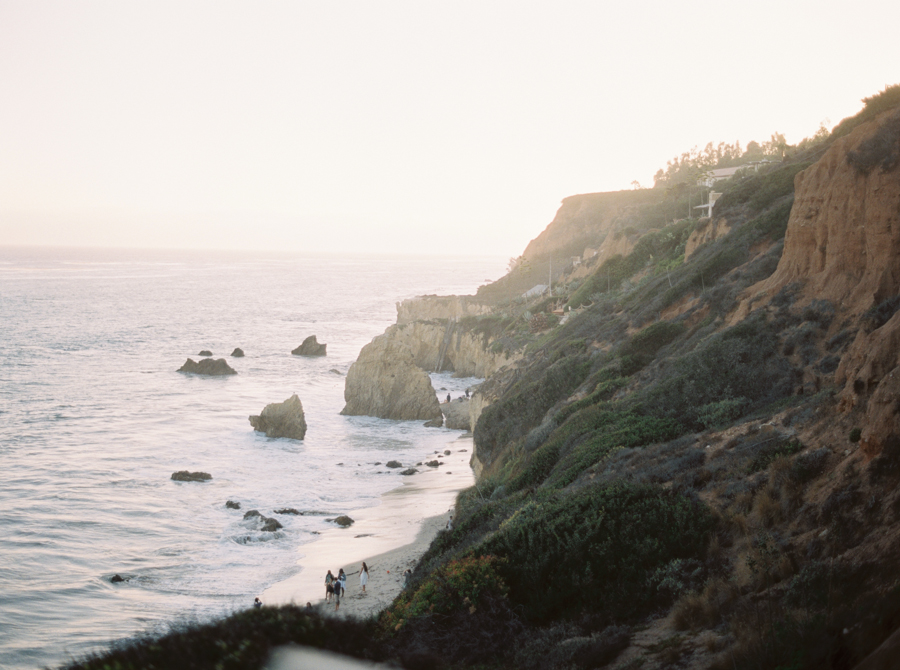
[1,1,897,257]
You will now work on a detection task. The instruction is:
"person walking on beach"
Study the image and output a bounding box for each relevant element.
[325,570,335,601]
[334,576,342,611]
[253,597,262,609]
[360,561,369,593]
[338,568,347,598]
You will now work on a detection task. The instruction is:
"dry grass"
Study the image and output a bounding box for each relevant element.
[751,486,782,528]
[672,578,739,630]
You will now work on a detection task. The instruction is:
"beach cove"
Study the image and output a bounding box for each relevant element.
[264,434,475,619]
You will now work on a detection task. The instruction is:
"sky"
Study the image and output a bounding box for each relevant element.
[1,1,898,258]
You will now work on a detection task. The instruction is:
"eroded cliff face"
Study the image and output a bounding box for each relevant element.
[684,217,732,259]
[383,321,520,379]
[396,296,492,324]
[738,108,900,458]
[748,109,900,312]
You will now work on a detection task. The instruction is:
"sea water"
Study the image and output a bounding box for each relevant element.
[0,246,506,670]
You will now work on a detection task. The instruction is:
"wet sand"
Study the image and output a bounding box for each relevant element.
[261,434,474,619]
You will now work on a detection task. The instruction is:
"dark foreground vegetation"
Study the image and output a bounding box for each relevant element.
[62,85,900,670]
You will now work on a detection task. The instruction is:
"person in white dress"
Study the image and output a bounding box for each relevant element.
[360,561,369,593]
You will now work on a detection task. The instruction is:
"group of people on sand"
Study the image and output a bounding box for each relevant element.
[324,562,369,611]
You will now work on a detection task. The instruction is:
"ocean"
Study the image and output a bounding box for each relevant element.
[0,246,507,670]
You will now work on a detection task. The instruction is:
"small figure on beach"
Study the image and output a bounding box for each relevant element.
[446,514,453,530]
[338,568,347,597]
[446,393,451,403]
[360,561,369,593]
[334,577,342,611]
[325,569,335,601]
[403,569,411,588]
[465,388,470,398]
[306,601,313,610]
[253,597,262,609]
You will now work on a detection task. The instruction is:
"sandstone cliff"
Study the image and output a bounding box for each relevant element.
[747,109,900,312]
[396,295,492,325]
[736,108,900,459]
[382,321,520,378]
[340,333,443,422]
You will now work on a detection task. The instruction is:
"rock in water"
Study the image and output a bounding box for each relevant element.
[178,358,237,375]
[243,510,283,532]
[171,471,212,482]
[198,350,213,357]
[231,347,245,357]
[225,500,241,509]
[249,394,307,440]
[326,515,354,527]
[292,335,327,356]
[340,334,443,422]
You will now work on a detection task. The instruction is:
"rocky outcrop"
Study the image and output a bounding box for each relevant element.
[397,296,492,324]
[178,358,237,375]
[249,394,307,440]
[374,322,519,378]
[341,334,443,422]
[231,348,245,357]
[198,350,213,357]
[171,471,212,482]
[292,335,327,356]
[327,515,354,527]
[684,218,732,259]
[243,510,283,532]
[442,397,471,430]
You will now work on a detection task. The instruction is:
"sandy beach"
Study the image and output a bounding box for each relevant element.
[261,433,474,620]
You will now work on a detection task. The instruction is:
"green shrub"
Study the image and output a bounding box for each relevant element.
[697,397,751,429]
[638,314,794,429]
[846,111,900,175]
[849,428,862,443]
[747,438,804,473]
[474,355,592,463]
[475,482,714,622]
[380,555,508,632]
[715,162,809,213]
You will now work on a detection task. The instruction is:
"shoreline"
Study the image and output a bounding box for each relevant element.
[261,433,474,618]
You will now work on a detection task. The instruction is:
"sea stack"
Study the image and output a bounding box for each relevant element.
[292,335,327,356]
[177,358,237,375]
[249,393,308,440]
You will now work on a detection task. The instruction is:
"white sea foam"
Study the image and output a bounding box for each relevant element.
[0,246,505,670]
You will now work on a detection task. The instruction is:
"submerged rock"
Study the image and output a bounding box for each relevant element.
[400,468,418,476]
[385,460,403,468]
[243,509,283,532]
[249,394,307,440]
[178,358,237,376]
[171,471,212,482]
[327,515,354,527]
[292,335,327,357]
[198,350,213,357]
[225,500,241,509]
[110,574,126,583]
[274,508,300,515]
[231,347,245,357]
